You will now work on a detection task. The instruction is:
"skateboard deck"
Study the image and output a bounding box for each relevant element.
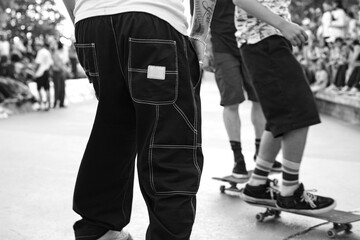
[212,169,281,195]
[250,202,360,238]
[212,170,253,195]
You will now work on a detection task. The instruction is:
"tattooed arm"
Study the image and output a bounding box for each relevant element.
[189,0,217,61]
[62,0,75,24]
[233,0,308,46]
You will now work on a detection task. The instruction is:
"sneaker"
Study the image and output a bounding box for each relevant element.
[271,160,282,172]
[241,180,278,206]
[98,230,133,240]
[276,183,336,215]
[232,160,248,178]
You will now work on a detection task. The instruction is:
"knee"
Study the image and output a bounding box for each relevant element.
[224,104,239,113]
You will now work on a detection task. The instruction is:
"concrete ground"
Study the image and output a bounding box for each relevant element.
[1,73,360,240]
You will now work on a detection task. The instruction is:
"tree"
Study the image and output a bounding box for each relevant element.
[0,0,64,39]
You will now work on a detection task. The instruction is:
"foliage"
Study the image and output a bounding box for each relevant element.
[0,0,64,39]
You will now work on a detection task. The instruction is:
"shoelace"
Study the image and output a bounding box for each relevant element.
[266,181,280,200]
[301,189,318,208]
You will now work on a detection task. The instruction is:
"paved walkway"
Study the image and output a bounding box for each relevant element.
[1,73,360,240]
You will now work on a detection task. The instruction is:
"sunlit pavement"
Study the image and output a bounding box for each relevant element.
[1,73,360,240]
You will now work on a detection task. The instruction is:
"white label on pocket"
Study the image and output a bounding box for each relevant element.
[147,65,166,80]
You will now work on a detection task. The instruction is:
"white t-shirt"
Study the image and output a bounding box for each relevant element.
[320,11,332,39]
[329,8,348,41]
[0,40,10,57]
[74,0,188,35]
[35,48,53,78]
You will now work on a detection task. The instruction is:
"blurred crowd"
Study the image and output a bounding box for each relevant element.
[295,0,360,97]
[0,32,79,111]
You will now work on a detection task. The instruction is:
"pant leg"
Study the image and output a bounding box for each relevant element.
[59,72,66,106]
[52,70,61,106]
[111,13,203,240]
[73,16,137,239]
[347,66,360,87]
[70,57,78,78]
[73,12,203,240]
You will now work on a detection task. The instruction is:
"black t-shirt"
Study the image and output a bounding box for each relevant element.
[210,0,240,56]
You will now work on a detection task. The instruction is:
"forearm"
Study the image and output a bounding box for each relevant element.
[62,0,76,24]
[189,0,217,42]
[232,0,286,30]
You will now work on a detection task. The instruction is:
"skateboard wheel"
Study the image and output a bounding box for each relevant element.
[274,210,281,217]
[256,213,265,222]
[344,223,352,232]
[327,229,337,239]
[220,185,225,193]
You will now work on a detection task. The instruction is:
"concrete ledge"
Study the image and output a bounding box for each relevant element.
[315,91,360,124]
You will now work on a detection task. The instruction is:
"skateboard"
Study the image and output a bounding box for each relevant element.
[251,202,360,239]
[212,170,279,196]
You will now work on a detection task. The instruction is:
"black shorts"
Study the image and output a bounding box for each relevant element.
[240,35,321,137]
[36,70,50,91]
[213,51,258,106]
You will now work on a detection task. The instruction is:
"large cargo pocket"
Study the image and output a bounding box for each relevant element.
[150,148,201,195]
[128,38,178,105]
[74,43,100,98]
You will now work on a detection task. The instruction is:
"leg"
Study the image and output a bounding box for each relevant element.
[212,51,248,177]
[223,104,240,142]
[240,36,321,206]
[35,77,43,105]
[59,73,66,107]
[42,71,51,110]
[248,130,281,186]
[281,127,308,196]
[52,70,60,107]
[112,13,203,240]
[37,89,43,105]
[250,102,265,140]
[223,104,248,177]
[45,89,51,110]
[72,15,137,239]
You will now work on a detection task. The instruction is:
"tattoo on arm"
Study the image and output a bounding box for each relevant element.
[190,0,217,39]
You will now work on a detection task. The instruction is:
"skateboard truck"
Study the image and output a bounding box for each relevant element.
[256,208,281,222]
[327,223,352,239]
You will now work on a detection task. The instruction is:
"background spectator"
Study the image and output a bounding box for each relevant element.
[311,59,329,93]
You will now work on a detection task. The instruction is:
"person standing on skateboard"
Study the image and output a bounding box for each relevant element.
[61,0,216,239]
[208,0,282,178]
[233,0,337,214]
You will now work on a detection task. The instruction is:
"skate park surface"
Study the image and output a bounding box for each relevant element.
[0,72,360,240]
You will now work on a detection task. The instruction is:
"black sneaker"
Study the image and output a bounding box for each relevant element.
[241,180,278,206]
[276,183,336,214]
[232,160,248,178]
[272,160,282,172]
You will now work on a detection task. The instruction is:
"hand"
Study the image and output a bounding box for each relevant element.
[278,21,308,46]
[189,37,207,63]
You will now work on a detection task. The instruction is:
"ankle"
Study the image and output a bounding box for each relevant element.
[248,179,266,187]
[281,183,300,197]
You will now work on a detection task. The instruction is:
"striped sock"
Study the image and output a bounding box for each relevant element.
[282,158,301,196]
[248,157,273,186]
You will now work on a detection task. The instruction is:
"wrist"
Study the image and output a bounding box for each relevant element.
[189,36,206,47]
[276,19,289,32]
